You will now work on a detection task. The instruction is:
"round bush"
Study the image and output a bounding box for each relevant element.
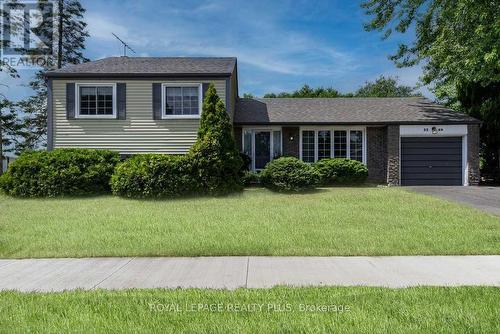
[241,171,260,186]
[0,148,119,197]
[260,157,320,192]
[111,154,198,198]
[314,158,368,185]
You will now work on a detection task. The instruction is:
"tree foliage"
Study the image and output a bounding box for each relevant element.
[355,75,419,97]
[263,77,418,98]
[362,0,500,171]
[21,0,89,151]
[0,99,22,174]
[264,84,344,98]
[189,84,243,194]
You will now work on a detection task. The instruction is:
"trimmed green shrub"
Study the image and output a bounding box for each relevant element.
[260,157,320,192]
[188,84,243,194]
[314,158,368,184]
[110,154,197,198]
[241,171,260,186]
[0,148,119,197]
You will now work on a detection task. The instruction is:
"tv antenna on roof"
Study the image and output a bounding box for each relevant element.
[112,33,136,56]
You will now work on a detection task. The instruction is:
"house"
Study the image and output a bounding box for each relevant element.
[45,57,480,186]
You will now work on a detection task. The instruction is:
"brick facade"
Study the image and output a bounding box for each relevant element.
[386,125,400,186]
[234,123,479,187]
[467,124,480,185]
[366,127,387,183]
[282,127,300,157]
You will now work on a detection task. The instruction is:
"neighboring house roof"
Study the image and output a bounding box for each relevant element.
[234,97,480,125]
[45,57,237,78]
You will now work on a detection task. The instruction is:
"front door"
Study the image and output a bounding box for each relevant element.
[254,131,271,170]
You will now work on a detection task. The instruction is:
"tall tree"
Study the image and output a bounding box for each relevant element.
[264,84,343,98]
[0,99,22,174]
[0,1,24,172]
[21,0,89,150]
[355,76,418,97]
[362,0,500,170]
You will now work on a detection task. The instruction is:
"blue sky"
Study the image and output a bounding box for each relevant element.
[2,0,430,100]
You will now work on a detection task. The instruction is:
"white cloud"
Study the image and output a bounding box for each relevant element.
[83,3,358,77]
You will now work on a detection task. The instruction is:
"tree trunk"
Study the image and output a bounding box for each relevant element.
[57,0,63,69]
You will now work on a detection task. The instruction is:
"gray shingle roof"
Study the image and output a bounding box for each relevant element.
[234,97,479,125]
[45,57,236,77]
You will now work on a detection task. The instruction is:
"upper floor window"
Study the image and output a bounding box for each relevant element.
[162,84,202,118]
[76,83,116,118]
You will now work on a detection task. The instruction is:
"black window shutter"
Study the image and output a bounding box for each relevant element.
[152,83,162,120]
[66,83,75,119]
[117,83,126,119]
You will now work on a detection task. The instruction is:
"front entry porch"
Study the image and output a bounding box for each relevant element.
[242,128,282,171]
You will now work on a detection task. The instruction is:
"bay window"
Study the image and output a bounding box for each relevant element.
[333,130,347,158]
[350,130,363,162]
[318,130,331,160]
[301,130,315,163]
[300,128,365,163]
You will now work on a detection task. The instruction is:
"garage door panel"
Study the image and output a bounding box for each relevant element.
[404,142,462,149]
[402,137,461,143]
[401,160,462,167]
[402,154,462,161]
[402,148,461,155]
[403,173,462,179]
[402,167,461,174]
[401,136,462,186]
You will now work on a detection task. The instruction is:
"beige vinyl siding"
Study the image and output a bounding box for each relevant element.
[52,79,226,154]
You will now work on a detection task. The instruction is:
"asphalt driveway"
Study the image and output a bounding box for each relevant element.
[409,186,500,216]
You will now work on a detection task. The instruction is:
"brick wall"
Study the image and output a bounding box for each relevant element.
[366,127,387,183]
[282,127,299,157]
[467,124,480,185]
[386,125,400,186]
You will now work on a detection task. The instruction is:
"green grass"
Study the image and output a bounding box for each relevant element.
[0,188,498,258]
[0,287,498,333]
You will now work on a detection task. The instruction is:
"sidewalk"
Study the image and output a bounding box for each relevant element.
[0,256,499,292]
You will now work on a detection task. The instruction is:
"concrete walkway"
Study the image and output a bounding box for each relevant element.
[0,256,499,292]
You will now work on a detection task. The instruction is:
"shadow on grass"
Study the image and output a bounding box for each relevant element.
[1,183,386,202]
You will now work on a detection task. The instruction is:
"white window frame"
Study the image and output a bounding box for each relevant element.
[299,126,367,164]
[75,83,117,119]
[242,126,283,171]
[161,83,203,119]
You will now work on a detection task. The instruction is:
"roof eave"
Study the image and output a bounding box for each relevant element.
[44,72,233,78]
[233,120,481,126]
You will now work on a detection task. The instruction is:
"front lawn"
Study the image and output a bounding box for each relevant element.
[0,188,498,258]
[0,287,498,333]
